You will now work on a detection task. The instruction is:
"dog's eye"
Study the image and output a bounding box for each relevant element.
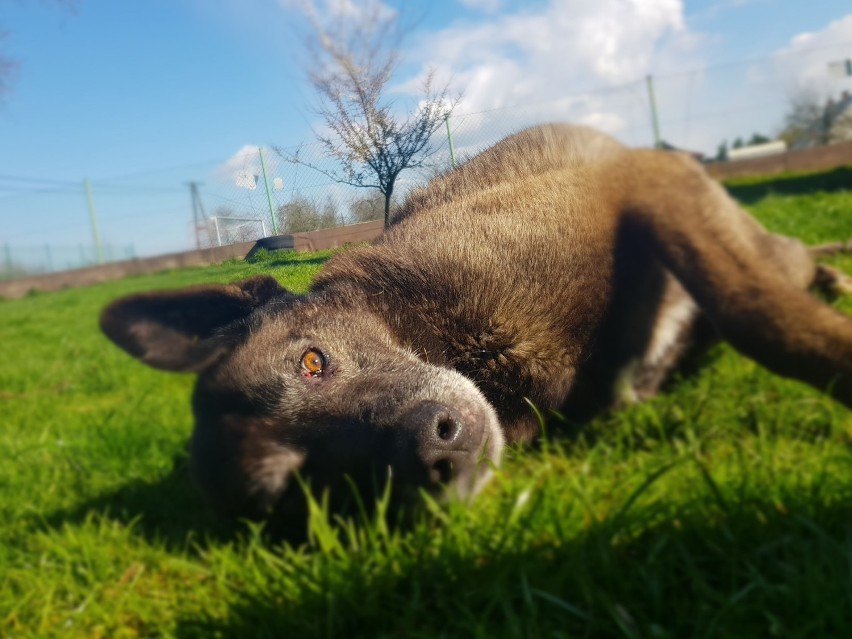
[301,349,325,376]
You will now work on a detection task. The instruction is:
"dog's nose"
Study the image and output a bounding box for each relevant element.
[395,400,486,488]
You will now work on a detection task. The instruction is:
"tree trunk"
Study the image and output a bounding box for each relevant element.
[383,185,393,229]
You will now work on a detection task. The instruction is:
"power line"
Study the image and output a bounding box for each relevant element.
[0,185,79,200]
[89,184,186,193]
[654,38,852,81]
[0,174,79,187]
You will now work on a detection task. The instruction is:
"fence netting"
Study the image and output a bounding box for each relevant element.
[3,42,852,279]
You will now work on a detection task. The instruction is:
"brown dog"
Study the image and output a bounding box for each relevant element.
[100,124,852,524]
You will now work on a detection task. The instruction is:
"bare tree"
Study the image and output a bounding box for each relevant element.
[350,191,389,224]
[0,32,18,101]
[779,90,830,148]
[828,98,852,144]
[277,195,340,233]
[282,1,460,228]
[777,88,852,149]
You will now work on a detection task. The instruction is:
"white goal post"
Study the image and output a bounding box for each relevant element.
[208,216,269,246]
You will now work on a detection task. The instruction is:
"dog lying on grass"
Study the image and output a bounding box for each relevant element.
[100,124,852,525]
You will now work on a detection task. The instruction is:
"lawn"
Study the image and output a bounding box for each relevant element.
[2,171,852,638]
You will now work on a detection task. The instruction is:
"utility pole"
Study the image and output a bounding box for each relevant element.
[187,181,207,249]
[4,244,12,275]
[258,147,278,236]
[444,114,457,169]
[83,179,104,264]
[646,75,663,149]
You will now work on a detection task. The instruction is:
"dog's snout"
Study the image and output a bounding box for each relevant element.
[402,401,479,451]
[436,415,458,442]
[394,400,488,491]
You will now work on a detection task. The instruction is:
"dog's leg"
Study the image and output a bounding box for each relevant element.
[610,150,852,407]
[627,214,822,401]
[618,273,706,403]
[813,264,852,296]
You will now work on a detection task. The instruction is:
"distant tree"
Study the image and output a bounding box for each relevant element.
[747,133,771,146]
[715,141,728,162]
[350,191,391,223]
[282,0,461,228]
[828,107,852,144]
[732,137,744,150]
[778,90,832,148]
[278,195,339,233]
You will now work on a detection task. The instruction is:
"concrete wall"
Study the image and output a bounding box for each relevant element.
[706,139,852,180]
[0,221,385,299]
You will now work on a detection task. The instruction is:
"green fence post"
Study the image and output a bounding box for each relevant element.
[83,179,105,264]
[258,147,278,236]
[646,75,663,149]
[445,114,457,169]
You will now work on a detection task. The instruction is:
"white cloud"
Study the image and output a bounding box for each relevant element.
[771,14,852,98]
[578,110,626,133]
[215,144,262,184]
[392,0,703,150]
[278,0,396,26]
[215,145,285,187]
[405,0,692,109]
[272,1,852,158]
[393,2,852,155]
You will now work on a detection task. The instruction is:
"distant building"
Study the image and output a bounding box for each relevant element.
[790,90,852,149]
[728,140,787,161]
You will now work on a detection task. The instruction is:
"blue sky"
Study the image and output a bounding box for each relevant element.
[2,0,852,261]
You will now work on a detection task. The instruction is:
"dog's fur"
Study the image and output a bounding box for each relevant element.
[100,124,852,524]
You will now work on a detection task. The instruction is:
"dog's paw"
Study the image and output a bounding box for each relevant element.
[814,264,852,296]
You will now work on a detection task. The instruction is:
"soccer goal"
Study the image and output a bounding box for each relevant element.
[207,216,269,246]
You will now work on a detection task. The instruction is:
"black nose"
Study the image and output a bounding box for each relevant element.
[394,400,485,488]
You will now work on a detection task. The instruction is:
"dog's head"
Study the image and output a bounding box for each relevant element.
[100,275,503,526]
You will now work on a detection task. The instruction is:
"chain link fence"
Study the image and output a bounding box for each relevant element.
[3,43,852,280]
[1,244,136,280]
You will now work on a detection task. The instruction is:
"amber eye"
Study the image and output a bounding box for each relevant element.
[301,349,325,376]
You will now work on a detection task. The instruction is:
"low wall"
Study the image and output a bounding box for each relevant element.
[8,146,849,301]
[0,221,385,299]
[291,220,383,251]
[705,140,852,180]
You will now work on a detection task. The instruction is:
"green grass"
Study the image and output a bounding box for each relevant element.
[2,174,852,638]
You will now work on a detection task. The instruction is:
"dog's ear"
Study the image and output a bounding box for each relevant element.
[100,275,289,372]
